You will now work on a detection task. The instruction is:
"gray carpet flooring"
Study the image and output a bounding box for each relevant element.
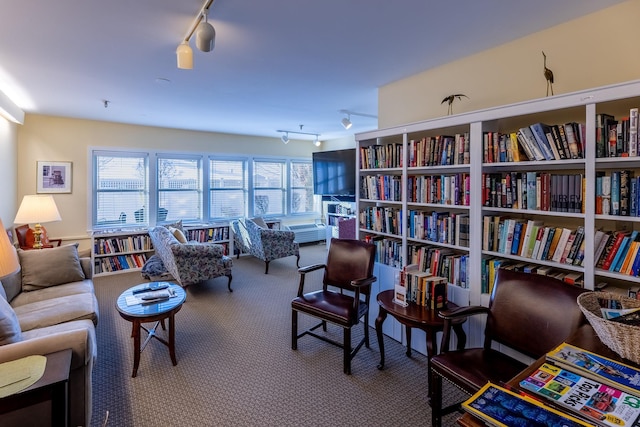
[91,243,467,426]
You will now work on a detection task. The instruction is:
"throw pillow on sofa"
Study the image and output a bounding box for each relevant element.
[169,227,188,243]
[18,244,85,291]
[0,296,22,345]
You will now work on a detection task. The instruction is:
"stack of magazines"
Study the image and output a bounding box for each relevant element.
[463,342,640,426]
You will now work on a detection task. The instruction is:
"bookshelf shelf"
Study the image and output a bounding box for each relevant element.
[356,79,640,311]
[91,229,154,277]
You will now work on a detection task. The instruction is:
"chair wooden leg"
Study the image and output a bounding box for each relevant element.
[264,261,269,274]
[227,274,233,292]
[429,369,443,427]
[343,327,351,375]
[364,314,370,348]
[291,310,298,350]
[295,254,300,267]
[321,320,327,332]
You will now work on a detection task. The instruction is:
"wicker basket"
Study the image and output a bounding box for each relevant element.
[577,291,640,364]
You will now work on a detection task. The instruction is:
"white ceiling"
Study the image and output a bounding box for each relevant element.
[0,0,626,142]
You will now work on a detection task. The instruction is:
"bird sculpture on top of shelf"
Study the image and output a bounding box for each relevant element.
[441,94,468,115]
[543,51,554,97]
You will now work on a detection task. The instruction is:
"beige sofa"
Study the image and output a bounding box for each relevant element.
[0,244,99,427]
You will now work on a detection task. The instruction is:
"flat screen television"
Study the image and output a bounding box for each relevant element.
[312,149,356,196]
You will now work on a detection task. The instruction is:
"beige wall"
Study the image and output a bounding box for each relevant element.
[379,0,640,128]
[0,117,18,226]
[17,115,317,251]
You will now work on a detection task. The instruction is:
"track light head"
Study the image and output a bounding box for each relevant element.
[341,116,352,130]
[314,138,321,147]
[176,41,194,69]
[195,9,215,52]
[281,133,289,144]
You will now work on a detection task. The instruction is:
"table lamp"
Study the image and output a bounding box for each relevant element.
[14,195,62,249]
[0,219,19,278]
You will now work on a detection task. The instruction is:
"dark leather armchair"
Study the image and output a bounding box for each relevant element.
[429,268,588,426]
[14,224,62,250]
[291,238,376,374]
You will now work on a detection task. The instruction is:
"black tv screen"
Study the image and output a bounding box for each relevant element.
[312,149,356,196]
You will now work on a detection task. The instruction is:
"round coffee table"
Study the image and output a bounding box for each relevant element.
[116,282,186,378]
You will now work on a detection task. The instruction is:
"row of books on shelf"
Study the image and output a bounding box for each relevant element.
[482,171,584,213]
[94,253,149,273]
[359,142,403,169]
[94,234,153,255]
[359,206,402,235]
[465,342,640,427]
[594,230,640,277]
[596,282,640,301]
[359,175,402,201]
[394,264,448,309]
[481,258,583,294]
[596,109,639,158]
[185,226,229,243]
[595,170,640,217]
[407,210,469,248]
[407,244,469,289]
[483,121,584,163]
[483,217,586,267]
[367,237,402,268]
[407,173,470,206]
[407,133,470,167]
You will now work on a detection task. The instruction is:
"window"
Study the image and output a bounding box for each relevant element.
[93,152,148,227]
[157,155,202,223]
[290,161,314,214]
[210,158,247,220]
[253,160,285,216]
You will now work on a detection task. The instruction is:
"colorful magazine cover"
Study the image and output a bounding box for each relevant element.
[462,382,590,427]
[547,342,640,397]
[520,362,640,427]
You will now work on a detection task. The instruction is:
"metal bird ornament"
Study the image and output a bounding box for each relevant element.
[543,51,554,96]
[441,94,468,115]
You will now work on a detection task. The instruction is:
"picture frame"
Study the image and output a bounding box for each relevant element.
[36,161,72,193]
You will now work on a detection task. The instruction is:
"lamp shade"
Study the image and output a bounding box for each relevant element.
[176,42,193,70]
[195,21,216,52]
[0,219,19,278]
[14,195,62,225]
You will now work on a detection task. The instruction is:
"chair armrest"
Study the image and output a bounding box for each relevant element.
[51,238,62,247]
[296,263,326,296]
[351,276,377,288]
[171,242,225,258]
[259,228,295,243]
[438,305,490,353]
[439,304,490,321]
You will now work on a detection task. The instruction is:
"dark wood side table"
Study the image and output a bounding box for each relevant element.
[0,348,72,427]
[375,289,467,371]
[116,282,187,378]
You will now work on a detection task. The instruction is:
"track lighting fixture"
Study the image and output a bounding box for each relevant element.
[176,0,216,69]
[339,109,378,130]
[277,129,321,146]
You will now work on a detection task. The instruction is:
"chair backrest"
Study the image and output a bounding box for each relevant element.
[485,268,588,359]
[323,238,376,295]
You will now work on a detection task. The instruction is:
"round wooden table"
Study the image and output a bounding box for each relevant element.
[375,289,467,370]
[116,282,186,378]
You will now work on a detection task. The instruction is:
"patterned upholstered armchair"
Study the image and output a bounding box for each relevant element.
[147,226,233,290]
[230,218,300,274]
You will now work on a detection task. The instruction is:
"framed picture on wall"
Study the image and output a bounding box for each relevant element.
[36,161,72,193]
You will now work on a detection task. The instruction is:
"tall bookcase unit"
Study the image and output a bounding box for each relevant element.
[91,229,154,277]
[356,79,640,352]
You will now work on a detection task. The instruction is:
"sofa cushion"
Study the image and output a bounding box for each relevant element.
[10,280,94,308]
[169,227,188,243]
[0,296,22,345]
[18,244,86,291]
[0,270,22,303]
[14,293,99,331]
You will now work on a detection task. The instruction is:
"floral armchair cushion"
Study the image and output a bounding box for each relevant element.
[147,226,233,290]
[232,218,299,274]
